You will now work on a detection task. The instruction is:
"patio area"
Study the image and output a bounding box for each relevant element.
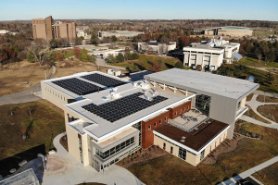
[168,109,208,131]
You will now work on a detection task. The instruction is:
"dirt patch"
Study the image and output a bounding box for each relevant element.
[45,155,67,174]
[117,145,167,168]
[257,105,278,122]
[60,135,68,151]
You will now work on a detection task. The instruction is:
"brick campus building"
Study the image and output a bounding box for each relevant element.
[32,16,76,42]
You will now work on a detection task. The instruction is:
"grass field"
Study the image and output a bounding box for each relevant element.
[0,60,108,96]
[128,122,278,185]
[245,106,270,124]
[257,105,278,122]
[253,162,278,185]
[112,54,185,72]
[0,100,65,159]
[238,57,278,69]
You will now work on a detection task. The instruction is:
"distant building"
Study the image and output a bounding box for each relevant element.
[76,26,91,40]
[203,26,253,37]
[138,41,177,55]
[98,30,144,40]
[32,16,76,42]
[183,39,241,71]
[32,16,53,41]
[53,21,76,42]
[0,29,17,36]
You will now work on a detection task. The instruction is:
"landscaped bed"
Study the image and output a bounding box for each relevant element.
[127,122,278,185]
[256,95,278,103]
[0,100,65,159]
[244,106,270,124]
[257,105,278,122]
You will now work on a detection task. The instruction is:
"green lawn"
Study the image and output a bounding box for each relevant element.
[128,122,278,185]
[112,54,186,72]
[238,57,278,68]
[0,100,65,159]
[217,59,278,93]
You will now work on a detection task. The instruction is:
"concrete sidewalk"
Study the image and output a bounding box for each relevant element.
[43,133,145,185]
[0,84,41,106]
[239,156,278,179]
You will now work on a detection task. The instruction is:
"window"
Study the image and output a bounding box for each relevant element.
[154,122,157,127]
[163,143,166,150]
[200,150,205,160]
[148,125,151,130]
[170,146,173,154]
[96,137,135,160]
[178,147,187,160]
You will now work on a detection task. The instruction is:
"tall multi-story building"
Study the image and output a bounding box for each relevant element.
[41,68,258,171]
[32,16,53,41]
[183,39,241,71]
[32,16,76,42]
[53,21,76,41]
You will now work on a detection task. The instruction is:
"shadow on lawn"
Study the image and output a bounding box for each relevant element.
[0,144,46,182]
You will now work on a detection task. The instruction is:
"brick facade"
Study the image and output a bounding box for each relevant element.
[141,101,191,149]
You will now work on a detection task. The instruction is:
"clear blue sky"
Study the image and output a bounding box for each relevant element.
[0,0,278,21]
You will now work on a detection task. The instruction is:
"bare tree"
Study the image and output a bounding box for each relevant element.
[28,39,49,66]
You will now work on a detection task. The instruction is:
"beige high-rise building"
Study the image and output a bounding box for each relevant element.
[32,16,76,42]
[53,21,76,41]
[32,16,53,41]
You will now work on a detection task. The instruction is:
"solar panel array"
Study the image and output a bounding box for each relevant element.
[81,73,126,87]
[83,92,168,122]
[53,78,103,95]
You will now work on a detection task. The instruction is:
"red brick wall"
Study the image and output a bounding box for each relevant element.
[141,111,170,149]
[169,101,191,119]
[141,101,192,149]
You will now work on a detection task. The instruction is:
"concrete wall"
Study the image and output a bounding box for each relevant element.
[41,82,75,110]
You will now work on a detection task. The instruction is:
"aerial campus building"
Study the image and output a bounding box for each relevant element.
[41,69,258,171]
[32,16,76,42]
[183,39,241,71]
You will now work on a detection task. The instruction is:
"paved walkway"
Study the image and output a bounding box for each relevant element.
[240,92,278,129]
[43,133,144,185]
[0,84,41,106]
[239,156,278,179]
[95,57,126,71]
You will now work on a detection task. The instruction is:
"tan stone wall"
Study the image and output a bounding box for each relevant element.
[66,124,82,162]
[41,82,74,110]
[153,128,228,166]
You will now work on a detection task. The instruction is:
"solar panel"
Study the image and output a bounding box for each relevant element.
[83,92,168,122]
[53,78,103,95]
[81,73,125,87]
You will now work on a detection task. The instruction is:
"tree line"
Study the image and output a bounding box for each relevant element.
[238,38,278,62]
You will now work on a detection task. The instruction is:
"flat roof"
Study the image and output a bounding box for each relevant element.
[154,120,228,151]
[43,71,127,98]
[66,81,194,140]
[0,168,39,185]
[145,68,259,100]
